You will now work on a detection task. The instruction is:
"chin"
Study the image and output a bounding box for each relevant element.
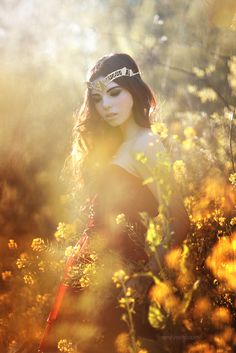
[106,121,121,127]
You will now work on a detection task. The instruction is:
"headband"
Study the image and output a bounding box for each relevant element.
[86,66,140,91]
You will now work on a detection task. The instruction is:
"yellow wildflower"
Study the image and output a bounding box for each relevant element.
[230,217,236,225]
[229,173,236,187]
[173,160,186,184]
[23,273,35,285]
[146,219,162,252]
[126,287,132,297]
[36,294,49,304]
[54,222,75,242]
[2,271,12,281]
[79,277,89,288]
[197,88,217,103]
[89,253,97,262]
[218,217,226,226]
[187,85,197,94]
[171,134,179,141]
[192,67,205,78]
[38,260,45,272]
[65,246,73,257]
[31,237,46,252]
[55,222,67,241]
[184,196,194,209]
[16,253,29,269]
[211,112,221,121]
[118,296,135,308]
[182,138,195,151]
[205,64,216,75]
[112,270,129,287]
[135,152,147,164]
[58,339,75,353]
[151,122,168,138]
[66,244,81,258]
[8,239,17,249]
[184,127,196,139]
[116,213,126,225]
[148,303,166,329]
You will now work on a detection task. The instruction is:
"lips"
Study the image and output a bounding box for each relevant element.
[105,113,117,118]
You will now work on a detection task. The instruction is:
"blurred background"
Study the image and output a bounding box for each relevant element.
[0,1,236,351]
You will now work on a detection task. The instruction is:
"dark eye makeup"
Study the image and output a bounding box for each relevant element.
[109,88,121,97]
[91,86,122,103]
[92,94,102,103]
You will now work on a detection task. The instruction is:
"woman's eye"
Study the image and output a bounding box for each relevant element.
[110,89,121,97]
[92,95,102,103]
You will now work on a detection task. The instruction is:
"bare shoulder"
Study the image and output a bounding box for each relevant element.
[133,128,165,156]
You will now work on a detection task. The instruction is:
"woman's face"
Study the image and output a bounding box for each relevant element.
[91,78,134,127]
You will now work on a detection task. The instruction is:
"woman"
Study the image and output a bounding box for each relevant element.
[39,53,189,353]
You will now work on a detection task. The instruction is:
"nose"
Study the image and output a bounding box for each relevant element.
[102,95,112,110]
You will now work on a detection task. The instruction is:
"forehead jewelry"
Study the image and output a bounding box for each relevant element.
[86,66,140,91]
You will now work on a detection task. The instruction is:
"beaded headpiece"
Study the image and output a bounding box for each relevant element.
[86,66,140,91]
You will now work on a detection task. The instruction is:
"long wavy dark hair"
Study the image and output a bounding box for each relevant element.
[72,53,157,192]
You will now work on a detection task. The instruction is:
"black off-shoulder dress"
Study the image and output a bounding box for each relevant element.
[39,129,191,353]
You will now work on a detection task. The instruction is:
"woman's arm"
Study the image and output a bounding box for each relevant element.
[132,130,190,245]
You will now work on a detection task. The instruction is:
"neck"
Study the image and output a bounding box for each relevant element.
[120,115,145,141]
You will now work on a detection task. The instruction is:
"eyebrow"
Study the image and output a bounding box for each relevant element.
[91,85,121,96]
